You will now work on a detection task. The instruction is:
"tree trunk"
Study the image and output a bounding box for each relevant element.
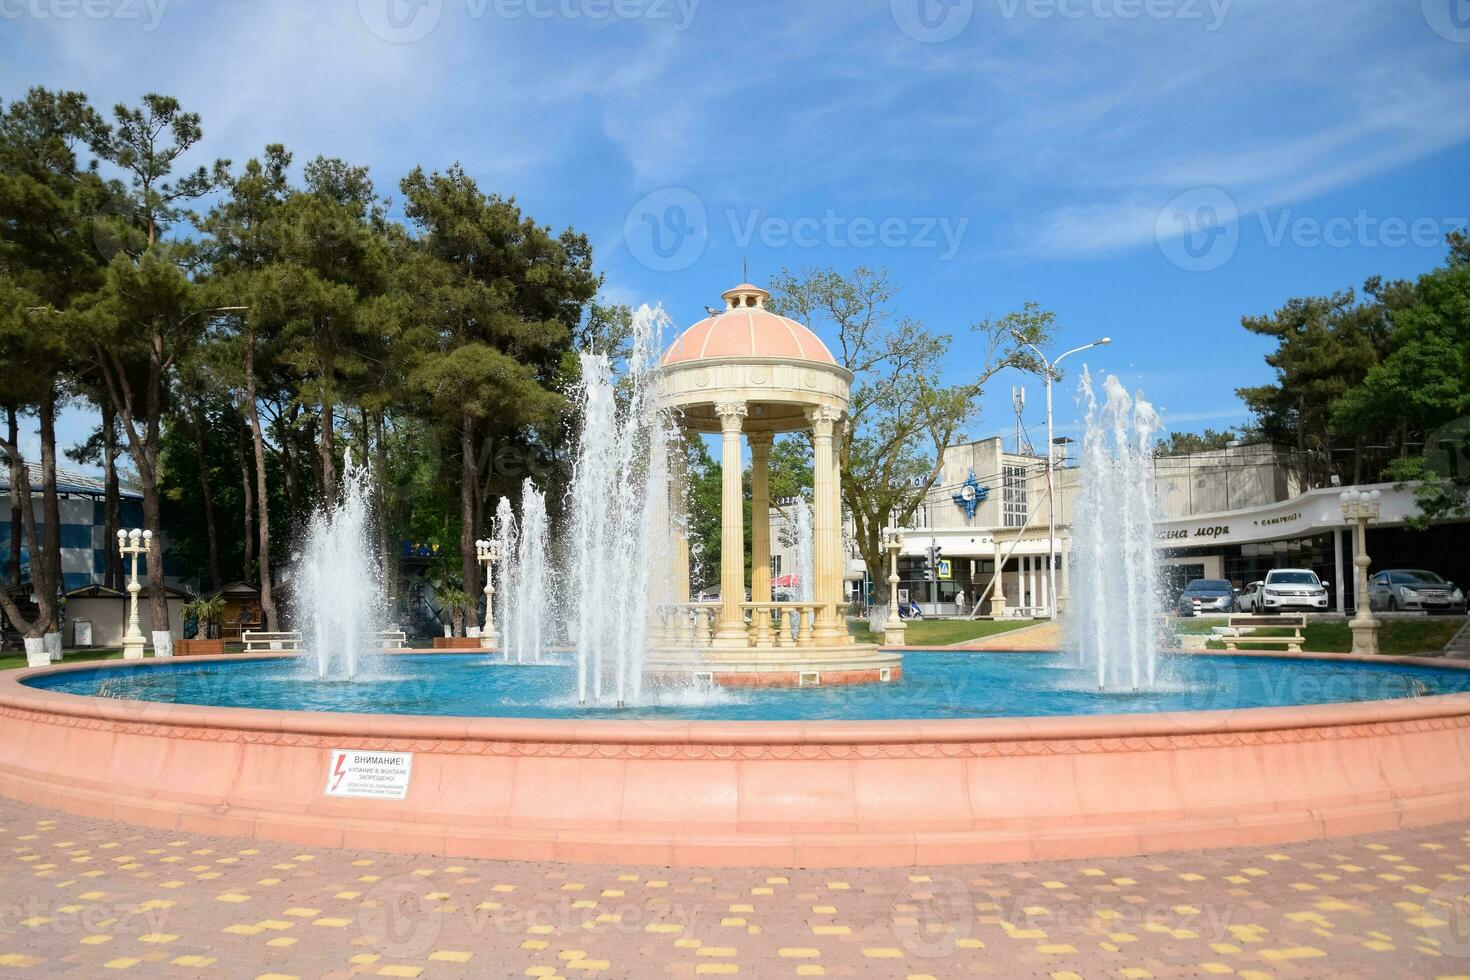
[245,329,278,630]
[102,403,122,591]
[0,431,54,639]
[320,397,336,493]
[142,476,168,632]
[459,411,480,629]
[373,412,395,610]
[39,390,62,629]
[5,408,20,589]
[280,403,302,525]
[185,405,223,593]
[239,423,255,585]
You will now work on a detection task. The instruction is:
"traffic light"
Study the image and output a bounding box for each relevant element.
[924,543,943,572]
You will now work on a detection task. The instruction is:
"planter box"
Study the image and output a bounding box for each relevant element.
[175,638,227,657]
[432,637,484,650]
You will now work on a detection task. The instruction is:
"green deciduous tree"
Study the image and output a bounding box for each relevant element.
[769,267,1050,605]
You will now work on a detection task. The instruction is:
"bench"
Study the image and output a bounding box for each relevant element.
[1221,615,1305,653]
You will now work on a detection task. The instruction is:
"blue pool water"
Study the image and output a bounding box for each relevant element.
[24,652,1470,721]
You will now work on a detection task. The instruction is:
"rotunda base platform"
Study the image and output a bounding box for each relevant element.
[644,644,902,687]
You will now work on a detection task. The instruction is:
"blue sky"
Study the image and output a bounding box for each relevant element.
[3,0,1468,466]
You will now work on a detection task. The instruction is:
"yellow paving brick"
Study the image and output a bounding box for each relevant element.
[0,954,44,967]
[1259,947,1326,962]
[430,951,473,962]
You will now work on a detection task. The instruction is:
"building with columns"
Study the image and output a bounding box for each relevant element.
[887,435,1469,618]
[649,282,900,686]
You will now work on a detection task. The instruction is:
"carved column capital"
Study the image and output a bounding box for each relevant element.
[806,404,842,439]
[746,430,773,454]
[715,401,748,432]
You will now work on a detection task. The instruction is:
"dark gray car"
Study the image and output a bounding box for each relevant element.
[1176,579,1237,617]
[1368,569,1467,614]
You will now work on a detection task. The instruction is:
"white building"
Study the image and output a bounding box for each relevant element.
[852,436,1469,617]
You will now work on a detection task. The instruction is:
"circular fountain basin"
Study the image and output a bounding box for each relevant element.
[4,651,1470,866]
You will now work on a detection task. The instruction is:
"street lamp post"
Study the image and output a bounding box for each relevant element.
[1339,489,1382,656]
[475,538,502,651]
[882,526,907,646]
[1014,335,1112,621]
[117,528,150,660]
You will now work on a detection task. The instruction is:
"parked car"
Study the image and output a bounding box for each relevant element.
[1176,579,1237,617]
[1237,581,1265,613]
[1258,568,1330,613]
[1368,569,1467,614]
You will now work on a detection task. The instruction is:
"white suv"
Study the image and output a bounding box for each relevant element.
[1260,569,1330,613]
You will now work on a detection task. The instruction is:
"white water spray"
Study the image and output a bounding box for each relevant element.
[1068,370,1164,692]
[505,481,550,663]
[493,497,518,657]
[792,498,815,603]
[297,453,388,680]
[568,305,675,706]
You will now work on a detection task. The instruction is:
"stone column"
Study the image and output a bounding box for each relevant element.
[1039,554,1049,616]
[1029,555,1039,614]
[809,406,843,643]
[1059,545,1070,614]
[714,402,748,646]
[671,429,691,605]
[989,538,1007,618]
[748,432,773,605]
[830,419,847,626]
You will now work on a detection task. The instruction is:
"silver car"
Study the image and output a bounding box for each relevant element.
[1259,569,1330,613]
[1368,569,1467,614]
[1175,579,1237,617]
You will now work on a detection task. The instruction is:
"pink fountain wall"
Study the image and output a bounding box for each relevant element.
[2,654,1469,867]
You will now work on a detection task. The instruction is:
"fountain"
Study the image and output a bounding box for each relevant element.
[792,496,815,604]
[569,304,675,705]
[501,480,551,663]
[1068,370,1164,691]
[296,454,387,680]
[493,497,519,654]
[15,279,1470,868]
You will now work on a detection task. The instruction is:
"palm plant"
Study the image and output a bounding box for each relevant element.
[435,588,476,637]
[182,594,225,639]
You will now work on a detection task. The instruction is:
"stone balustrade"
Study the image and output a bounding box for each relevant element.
[654,602,823,650]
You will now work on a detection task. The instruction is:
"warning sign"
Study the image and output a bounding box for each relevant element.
[325,749,413,800]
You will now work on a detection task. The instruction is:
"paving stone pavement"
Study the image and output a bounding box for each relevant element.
[1,797,1469,979]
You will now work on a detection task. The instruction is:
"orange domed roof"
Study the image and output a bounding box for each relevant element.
[662,283,837,366]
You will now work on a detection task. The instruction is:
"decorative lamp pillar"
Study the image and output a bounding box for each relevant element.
[475,538,502,650]
[119,528,149,660]
[882,526,907,646]
[1339,489,1381,656]
[714,401,749,645]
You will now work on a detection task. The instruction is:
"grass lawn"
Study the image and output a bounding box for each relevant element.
[1196,617,1464,656]
[848,617,1040,646]
[0,649,126,671]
